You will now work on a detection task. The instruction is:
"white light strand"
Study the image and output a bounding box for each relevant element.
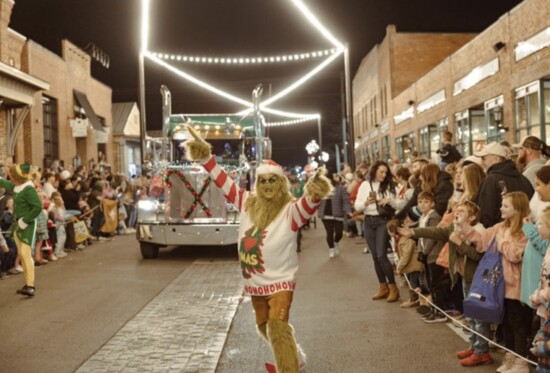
[140,0,150,53]
[150,48,338,65]
[266,116,319,127]
[290,0,344,49]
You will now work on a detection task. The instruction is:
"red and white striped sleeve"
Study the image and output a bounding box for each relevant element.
[289,197,320,232]
[202,156,246,211]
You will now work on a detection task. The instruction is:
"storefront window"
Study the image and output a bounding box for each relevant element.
[419,127,430,159]
[470,110,485,153]
[514,80,547,143]
[396,133,415,164]
[372,140,380,161]
[382,135,391,164]
[486,106,505,144]
[455,117,470,157]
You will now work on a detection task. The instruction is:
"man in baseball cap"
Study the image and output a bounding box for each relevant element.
[474,142,533,227]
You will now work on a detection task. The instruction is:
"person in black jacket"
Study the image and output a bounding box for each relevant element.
[419,163,454,217]
[474,142,534,228]
[436,131,462,170]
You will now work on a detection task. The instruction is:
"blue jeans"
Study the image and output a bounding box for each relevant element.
[463,279,490,355]
[363,216,394,284]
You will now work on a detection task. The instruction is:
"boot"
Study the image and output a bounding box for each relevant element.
[372,283,390,300]
[387,283,399,303]
[496,353,514,372]
[503,357,529,373]
[267,319,299,373]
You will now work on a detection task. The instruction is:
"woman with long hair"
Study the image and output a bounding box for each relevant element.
[354,161,399,302]
[460,163,486,203]
[420,163,454,216]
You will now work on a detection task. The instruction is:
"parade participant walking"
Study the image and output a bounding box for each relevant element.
[0,163,43,296]
[354,160,400,302]
[318,172,351,258]
[183,124,332,373]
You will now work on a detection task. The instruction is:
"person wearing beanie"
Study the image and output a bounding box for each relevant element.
[183,124,332,373]
[0,163,42,297]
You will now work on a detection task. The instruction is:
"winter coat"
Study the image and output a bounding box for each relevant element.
[468,222,527,300]
[474,159,534,228]
[523,222,549,315]
[432,171,454,216]
[414,222,483,288]
[318,184,351,219]
[418,210,444,264]
[396,236,424,275]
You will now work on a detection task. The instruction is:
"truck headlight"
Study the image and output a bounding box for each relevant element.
[138,199,157,211]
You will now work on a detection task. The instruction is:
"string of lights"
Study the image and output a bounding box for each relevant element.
[150,49,339,65]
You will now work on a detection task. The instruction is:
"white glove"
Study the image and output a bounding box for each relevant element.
[17,218,28,230]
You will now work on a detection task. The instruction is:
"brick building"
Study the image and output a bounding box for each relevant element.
[353,0,550,164]
[0,0,120,171]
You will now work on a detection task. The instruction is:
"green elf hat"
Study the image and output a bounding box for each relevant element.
[14,162,31,180]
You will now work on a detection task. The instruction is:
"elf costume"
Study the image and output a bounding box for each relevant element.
[0,163,42,296]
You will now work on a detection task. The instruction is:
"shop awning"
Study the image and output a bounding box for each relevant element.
[74,90,105,132]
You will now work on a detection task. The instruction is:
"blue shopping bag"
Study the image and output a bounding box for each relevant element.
[463,237,505,324]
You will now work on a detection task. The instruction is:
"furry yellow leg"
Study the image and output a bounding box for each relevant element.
[267,319,299,373]
[257,322,269,343]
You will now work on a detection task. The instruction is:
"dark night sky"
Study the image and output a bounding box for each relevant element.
[9,0,523,167]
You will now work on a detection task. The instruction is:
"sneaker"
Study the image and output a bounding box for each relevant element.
[16,285,35,297]
[362,247,369,254]
[400,299,419,308]
[459,352,493,367]
[98,237,108,241]
[334,243,340,256]
[416,305,432,316]
[456,348,474,359]
[421,309,434,320]
[56,251,68,258]
[9,266,23,274]
[423,311,447,323]
[329,248,335,258]
[48,254,58,261]
[76,244,86,250]
[0,271,11,279]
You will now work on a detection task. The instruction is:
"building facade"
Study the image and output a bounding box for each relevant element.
[353,0,550,164]
[0,0,116,172]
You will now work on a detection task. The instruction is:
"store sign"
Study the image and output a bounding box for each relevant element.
[417,89,446,113]
[515,26,550,61]
[95,127,110,144]
[70,118,88,137]
[453,58,499,96]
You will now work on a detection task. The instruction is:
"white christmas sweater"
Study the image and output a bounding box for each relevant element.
[203,156,320,296]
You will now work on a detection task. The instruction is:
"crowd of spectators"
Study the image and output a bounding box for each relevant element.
[0,162,146,279]
[319,134,550,372]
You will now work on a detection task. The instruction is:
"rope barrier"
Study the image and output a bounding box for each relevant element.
[402,273,538,367]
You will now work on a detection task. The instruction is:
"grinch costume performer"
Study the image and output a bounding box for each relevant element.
[0,163,42,296]
[184,125,332,373]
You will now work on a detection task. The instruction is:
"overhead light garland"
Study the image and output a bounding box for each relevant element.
[141,0,344,124]
[150,48,338,65]
[266,116,319,127]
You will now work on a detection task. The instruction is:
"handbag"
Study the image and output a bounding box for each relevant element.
[369,181,395,218]
[462,237,504,324]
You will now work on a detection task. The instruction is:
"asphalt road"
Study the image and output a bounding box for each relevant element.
[0,234,232,373]
[216,227,510,373]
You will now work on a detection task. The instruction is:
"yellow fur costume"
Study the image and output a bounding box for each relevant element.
[184,124,331,372]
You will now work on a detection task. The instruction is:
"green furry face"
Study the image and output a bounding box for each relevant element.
[256,174,284,200]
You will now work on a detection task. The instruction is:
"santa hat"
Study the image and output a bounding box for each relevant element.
[256,160,285,178]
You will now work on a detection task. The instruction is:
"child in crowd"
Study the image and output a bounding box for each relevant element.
[387,215,424,308]
[51,192,68,258]
[400,201,491,366]
[415,191,446,323]
[0,232,14,278]
[34,192,50,265]
[459,192,532,373]
[528,207,550,372]
[1,197,21,274]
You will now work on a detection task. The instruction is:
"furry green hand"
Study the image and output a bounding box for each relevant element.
[304,167,333,200]
[183,124,212,162]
